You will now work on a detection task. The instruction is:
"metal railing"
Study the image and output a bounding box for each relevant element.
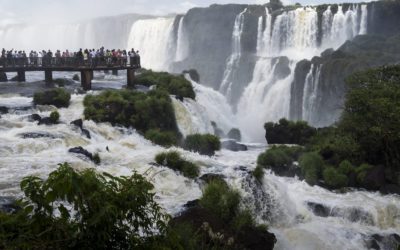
[0,56,141,69]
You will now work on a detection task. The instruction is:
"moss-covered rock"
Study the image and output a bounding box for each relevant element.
[33,88,71,108]
[264,118,316,145]
[183,134,221,156]
[145,129,178,148]
[134,70,195,100]
[155,151,199,179]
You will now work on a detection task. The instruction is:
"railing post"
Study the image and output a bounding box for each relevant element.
[112,69,118,76]
[45,70,53,83]
[17,70,26,82]
[81,70,92,91]
[127,68,135,88]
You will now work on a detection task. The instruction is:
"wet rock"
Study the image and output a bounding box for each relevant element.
[221,139,248,152]
[39,117,57,125]
[72,74,80,81]
[0,196,18,213]
[71,119,83,130]
[81,128,91,139]
[182,69,200,83]
[183,199,199,209]
[0,72,8,82]
[367,233,400,250]
[331,207,374,225]
[10,75,19,81]
[69,146,93,161]
[227,128,241,141]
[211,121,225,138]
[200,174,225,184]
[0,106,9,114]
[19,132,58,139]
[29,114,42,122]
[306,202,330,217]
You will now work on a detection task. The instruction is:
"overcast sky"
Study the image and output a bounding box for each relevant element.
[0,0,371,24]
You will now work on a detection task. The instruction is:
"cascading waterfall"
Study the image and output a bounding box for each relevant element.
[219,8,247,97]
[175,16,189,62]
[302,65,321,123]
[359,4,368,35]
[127,17,175,71]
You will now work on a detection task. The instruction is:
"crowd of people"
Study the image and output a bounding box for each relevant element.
[0,47,141,68]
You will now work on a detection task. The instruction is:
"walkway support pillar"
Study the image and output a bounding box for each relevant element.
[81,70,92,91]
[127,68,135,88]
[17,70,26,82]
[112,69,118,76]
[0,72,7,82]
[45,70,53,83]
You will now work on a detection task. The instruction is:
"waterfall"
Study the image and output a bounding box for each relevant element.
[219,8,247,97]
[257,8,272,57]
[127,17,175,71]
[302,65,321,122]
[359,5,368,35]
[175,16,189,62]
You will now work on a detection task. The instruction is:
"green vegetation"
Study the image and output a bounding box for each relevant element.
[49,111,60,123]
[322,167,348,189]
[299,152,324,186]
[84,89,181,147]
[135,70,196,100]
[264,118,316,145]
[184,134,221,156]
[155,151,200,179]
[145,129,178,148]
[258,66,400,192]
[0,163,168,249]
[33,88,71,108]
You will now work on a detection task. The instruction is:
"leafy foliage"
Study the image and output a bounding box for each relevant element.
[33,88,71,108]
[0,163,168,250]
[155,151,200,179]
[183,134,221,156]
[49,111,60,123]
[84,89,181,146]
[264,118,316,145]
[145,129,179,148]
[322,167,349,189]
[135,70,196,100]
[299,152,324,186]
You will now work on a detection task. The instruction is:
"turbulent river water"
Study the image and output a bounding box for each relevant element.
[0,72,399,250]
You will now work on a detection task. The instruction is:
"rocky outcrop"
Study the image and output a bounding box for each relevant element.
[221,139,248,152]
[71,119,91,139]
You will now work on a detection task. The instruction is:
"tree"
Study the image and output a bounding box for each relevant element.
[340,65,400,171]
[0,163,168,249]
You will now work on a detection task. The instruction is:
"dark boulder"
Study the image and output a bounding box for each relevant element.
[227,128,241,141]
[0,106,9,114]
[28,114,42,122]
[39,117,57,125]
[306,202,330,217]
[19,132,58,139]
[81,128,91,139]
[182,69,200,83]
[0,72,7,82]
[69,146,93,161]
[211,121,225,138]
[71,119,83,130]
[72,74,80,81]
[366,233,400,250]
[183,199,199,209]
[221,139,248,152]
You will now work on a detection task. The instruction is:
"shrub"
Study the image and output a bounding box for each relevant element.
[49,111,60,123]
[199,180,240,223]
[184,134,221,156]
[323,167,349,189]
[135,70,195,100]
[338,160,354,175]
[145,129,178,148]
[84,89,180,146]
[0,163,167,249]
[155,151,199,179]
[355,163,374,184]
[253,165,264,182]
[299,152,324,186]
[264,118,317,145]
[33,88,71,108]
[257,146,303,175]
